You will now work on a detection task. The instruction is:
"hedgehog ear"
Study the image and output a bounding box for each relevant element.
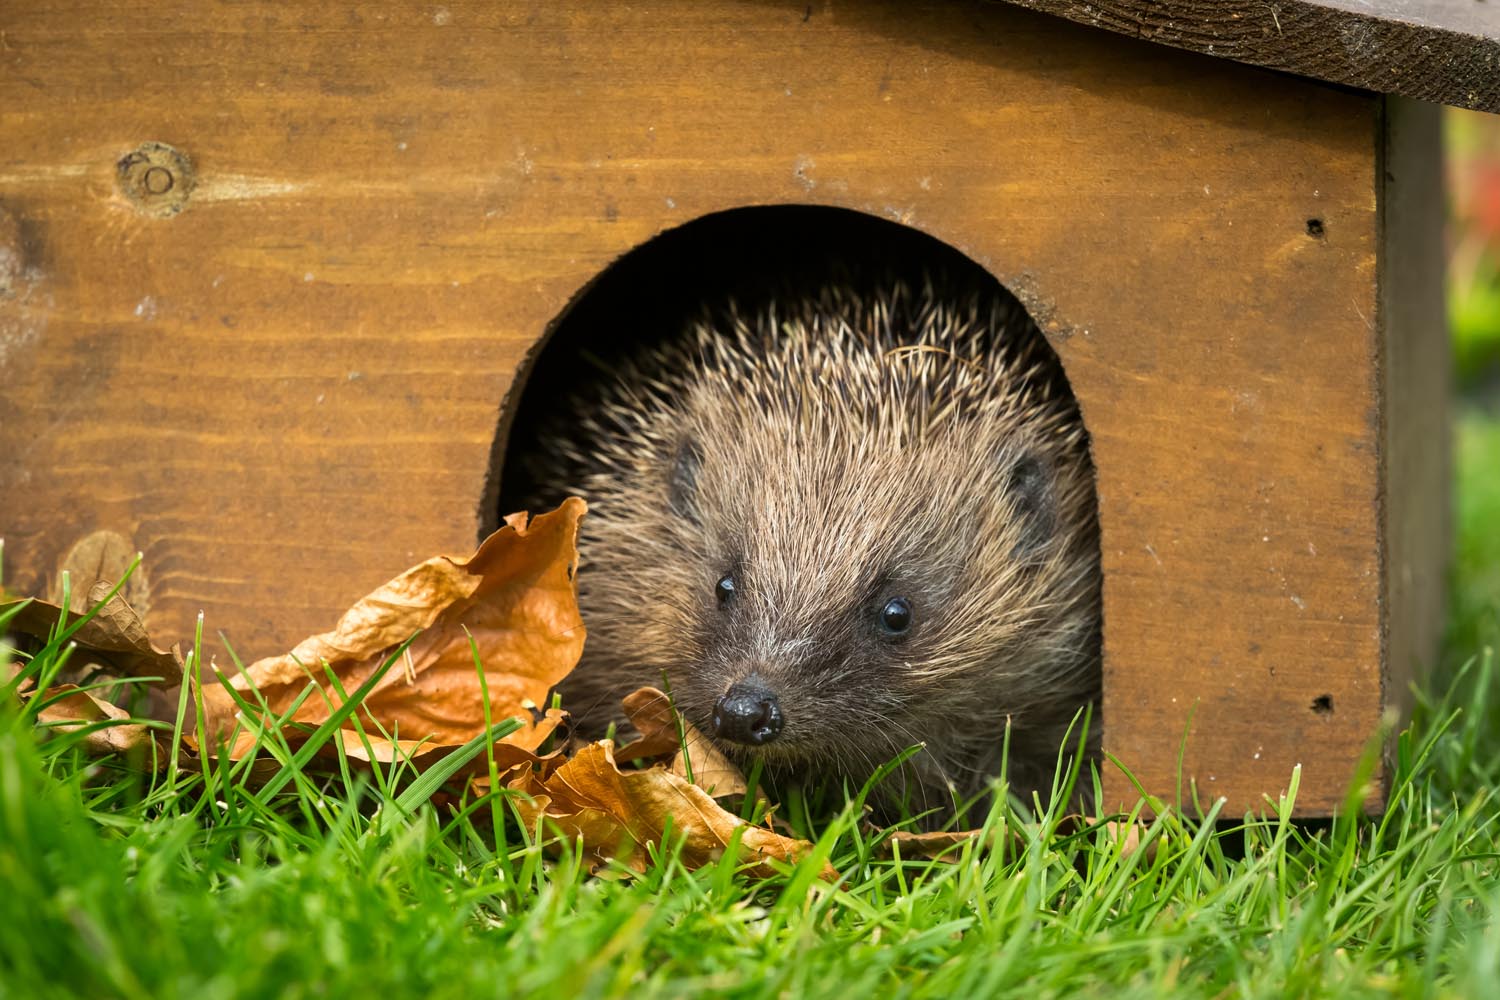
[1005,451,1056,559]
[668,438,703,522]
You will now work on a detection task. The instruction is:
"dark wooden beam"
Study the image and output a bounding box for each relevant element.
[995,0,1500,113]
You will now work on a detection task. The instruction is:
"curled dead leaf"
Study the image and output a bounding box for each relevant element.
[881,829,984,861]
[4,583,185,730]
[508,739,832,881]
[879,815,1083,862]
[50,531,152,618]
[619,686,748,798]
[30,683,174,764]
[198,499,587,761]
[4,502,832,882]
[1104,819,1165,862]
[2,582,183,685]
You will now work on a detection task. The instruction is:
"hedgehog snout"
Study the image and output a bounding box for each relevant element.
[711,678,784,746]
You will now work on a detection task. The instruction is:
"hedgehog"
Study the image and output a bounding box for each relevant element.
[515,275,1101,818]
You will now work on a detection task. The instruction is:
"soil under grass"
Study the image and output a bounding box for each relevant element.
[2,414,1498,1000]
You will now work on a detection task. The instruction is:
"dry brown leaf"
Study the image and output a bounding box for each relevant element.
[31,683,173,763]
[881,829,985,861]
[880,814,1086,862]
[508,739,832,880]
[3,500,833,881]
[338,708,569,773]
[50,530,153,617]
[615,686,683,761]
[1104,819,1165,862]
[199,498,587,760]
[2,582,184,684]
[459,707,572,796]
[619,686,748,798]
[4,579,181,763]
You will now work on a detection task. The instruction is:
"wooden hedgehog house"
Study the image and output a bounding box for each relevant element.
[3,0,1497,816]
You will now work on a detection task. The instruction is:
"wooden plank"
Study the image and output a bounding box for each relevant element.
[0,0,1387,815]
[995,0,1500,113]
[1380,96,1451,748]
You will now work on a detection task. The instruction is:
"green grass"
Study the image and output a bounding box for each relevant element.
[0,410,1497,1000]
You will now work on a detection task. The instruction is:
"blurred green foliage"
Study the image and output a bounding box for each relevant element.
[1449,109,1500,392]
[1448,416,1500,660]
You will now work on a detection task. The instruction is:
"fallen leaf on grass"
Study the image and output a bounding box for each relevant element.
[50,529,153,618]
[3,582,185,738]
[199,498,587,761]
[618,686,748,798]
[335,706,570,769]
[460,707,570,794]
[1103,819,1166,863]
[881,829,986,861]
[508,739,832,880]
[3,581,184,684]
[879,814,1087,862]
[6,499,833,882]
[31,683,174,763]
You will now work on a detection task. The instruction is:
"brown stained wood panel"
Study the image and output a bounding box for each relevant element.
[0,0,1386,814]
[996,0,1500,113]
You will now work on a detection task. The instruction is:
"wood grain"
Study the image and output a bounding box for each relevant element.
[0,0,1413,815]
[995,0,1500,114]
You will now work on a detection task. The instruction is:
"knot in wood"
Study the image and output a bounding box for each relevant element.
[116,142,194,217]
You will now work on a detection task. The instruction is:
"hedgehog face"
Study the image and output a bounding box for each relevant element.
[552,280,1101,809]
[643,403,1092,800]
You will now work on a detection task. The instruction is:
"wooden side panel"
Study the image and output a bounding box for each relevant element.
[1380,97,1451,745]
[0,0,1385,814]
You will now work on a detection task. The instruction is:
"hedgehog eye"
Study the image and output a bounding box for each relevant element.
[715,573,736,605]
[879,597,912,636]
